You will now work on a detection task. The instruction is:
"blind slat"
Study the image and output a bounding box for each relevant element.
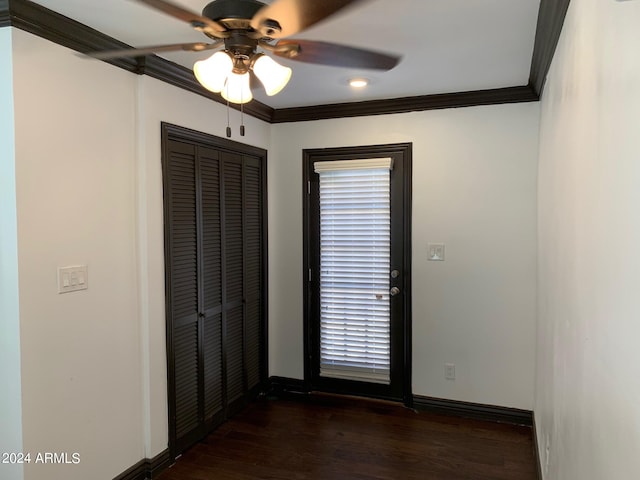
[317,164,391,385]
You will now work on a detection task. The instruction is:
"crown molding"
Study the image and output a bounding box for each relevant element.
[1,0,570,123]
[142,54,273,122]
[5,0,140,72]
[0,0,274,123]
[0,0,11,27]
[529,0,571,95]
[272,85,539,123]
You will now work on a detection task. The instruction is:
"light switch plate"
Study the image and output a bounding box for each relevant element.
[428,243,445,261]
[58,265,88,294]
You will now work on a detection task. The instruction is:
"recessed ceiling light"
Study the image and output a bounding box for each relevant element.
[349,78,369,88]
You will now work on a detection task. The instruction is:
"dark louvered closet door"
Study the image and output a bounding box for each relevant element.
[222,153,245,407]
[199,147,224,427]
[163,124,266,460]
[244,156,263,391]
[165,140,204,452]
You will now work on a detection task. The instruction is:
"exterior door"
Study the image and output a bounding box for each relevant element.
[303,143,412,404]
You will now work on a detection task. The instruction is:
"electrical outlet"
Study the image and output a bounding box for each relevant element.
[445,363,455,380]
[428,243,445,261]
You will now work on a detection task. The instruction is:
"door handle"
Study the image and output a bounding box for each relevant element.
[390,287,400,296]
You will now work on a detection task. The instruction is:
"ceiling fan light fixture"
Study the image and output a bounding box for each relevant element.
[221,71,253,104]
[193,51,233,93]
[252,54,292,96]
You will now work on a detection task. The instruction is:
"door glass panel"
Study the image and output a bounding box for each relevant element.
[317,163,391,384]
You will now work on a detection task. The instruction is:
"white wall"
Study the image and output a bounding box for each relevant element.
[270,103,539,409]
[9,27,272,479]
[535,0,640,478]
[12,29,142,480]
[0,27,24,480]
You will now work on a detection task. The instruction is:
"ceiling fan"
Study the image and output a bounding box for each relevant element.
[87,0,401,105]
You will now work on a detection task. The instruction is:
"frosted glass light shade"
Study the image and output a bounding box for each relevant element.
[193,51,233,93]
[253,54,292,96]
[221,72,253,104]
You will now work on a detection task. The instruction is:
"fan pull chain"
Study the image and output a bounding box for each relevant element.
[223,80,248,138]
[226,95,231,138]
[240,101,246,136]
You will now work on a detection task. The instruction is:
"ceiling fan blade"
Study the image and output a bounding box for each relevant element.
[272,40,401,70]
[134,0,226,36]
[85,42,220,60]
[250,0,366,38]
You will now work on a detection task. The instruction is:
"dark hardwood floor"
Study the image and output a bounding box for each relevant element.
[157,393,537,480]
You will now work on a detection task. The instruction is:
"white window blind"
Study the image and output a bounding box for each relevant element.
[314,158,393,384]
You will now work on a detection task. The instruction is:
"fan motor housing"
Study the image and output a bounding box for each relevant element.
[203,0,266,27]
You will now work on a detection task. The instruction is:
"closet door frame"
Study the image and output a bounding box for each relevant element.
[161,123,268,459]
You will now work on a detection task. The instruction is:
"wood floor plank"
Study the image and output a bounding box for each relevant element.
[157,393,537,480]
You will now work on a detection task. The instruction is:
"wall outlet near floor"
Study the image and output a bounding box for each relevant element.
[428,243,445,261]
[445,363,456,380]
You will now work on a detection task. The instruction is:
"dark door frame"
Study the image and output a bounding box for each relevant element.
[302,143,413,406]
[161,122,269,459]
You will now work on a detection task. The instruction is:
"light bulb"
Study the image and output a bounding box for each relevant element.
[349,78,369,88]
[193,51,233,93]
[221,72,253,104]
[253,54,292,96]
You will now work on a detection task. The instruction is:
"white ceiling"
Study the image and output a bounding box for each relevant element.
[31,0,541,109]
